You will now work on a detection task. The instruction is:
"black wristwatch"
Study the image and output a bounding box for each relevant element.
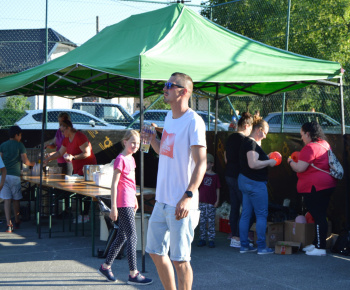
[185,191,193,198]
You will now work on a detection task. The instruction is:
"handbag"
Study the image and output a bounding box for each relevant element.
[311,142,343,179]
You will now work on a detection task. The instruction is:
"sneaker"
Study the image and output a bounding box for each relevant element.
[258,248,274,255]
[127,272,153,285]
[240,245,257,253]
[6,225,13,233]
[302,244,315,252]
[230,239,241,248]
[14,221,21,230]
[305,248,326,256]
[97,265,117,282]
[197,239,206,247]
[208,241,215,248]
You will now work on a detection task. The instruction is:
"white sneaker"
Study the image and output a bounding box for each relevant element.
[305,248,326,256]
[230,239,241,248]
[302,244,315,252]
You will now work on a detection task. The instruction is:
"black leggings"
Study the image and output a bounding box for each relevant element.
[301,186,334,249]
[105,207,137,271]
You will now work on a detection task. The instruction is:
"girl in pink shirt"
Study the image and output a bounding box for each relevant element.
[97,130,152,285]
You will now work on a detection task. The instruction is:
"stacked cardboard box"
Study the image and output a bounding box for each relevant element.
[251,222,284,248]
[284,220,332,248]
[275,241,301,255]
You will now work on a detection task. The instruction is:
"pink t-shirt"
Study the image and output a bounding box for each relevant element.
[114,154,136,208]
[297,140,337,193]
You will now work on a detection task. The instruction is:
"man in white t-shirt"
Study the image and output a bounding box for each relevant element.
[145,72,207,290]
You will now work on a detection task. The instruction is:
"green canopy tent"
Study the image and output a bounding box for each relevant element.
[0,3,345,267]
[0,4,343,98]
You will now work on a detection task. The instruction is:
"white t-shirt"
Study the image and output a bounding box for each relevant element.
[155,108,206,209]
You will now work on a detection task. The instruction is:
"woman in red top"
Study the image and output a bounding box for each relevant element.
[288,121,337,256]
[45,119,97,175]
[44,119,97,222]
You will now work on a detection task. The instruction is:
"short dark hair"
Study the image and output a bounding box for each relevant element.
[9,126,22,138]
[171,72,193,92]
[301,121,326,141]
[60,119,73,129]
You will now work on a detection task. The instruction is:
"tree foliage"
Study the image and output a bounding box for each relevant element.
[4,96,31,111]
[0,96,30,128]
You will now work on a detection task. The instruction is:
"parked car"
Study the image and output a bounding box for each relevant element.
[15,109,127,130]
[132,109,229,131]
[264,111,350,133]
[72,102,135,128]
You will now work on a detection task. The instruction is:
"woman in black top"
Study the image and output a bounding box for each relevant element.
[224,112,253,248]
[238,116,276,255]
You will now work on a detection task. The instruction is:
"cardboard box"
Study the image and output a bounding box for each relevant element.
[219,218,231,233]
[251,222,284,248]
[284,220,332,248]
[275,241,301,255]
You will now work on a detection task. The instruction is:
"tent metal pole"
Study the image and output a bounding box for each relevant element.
[45,0,48,63]
[340,77,345,135]
[215,84,218,134]
[38,77,48,239]
[225,96,238,119]
[139,79,146,273]
[214,84,219,163]
[281,0,291,133]
[207,99,210,131]
[339,77,348,231]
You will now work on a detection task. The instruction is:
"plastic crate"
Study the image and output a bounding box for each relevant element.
[219,218,231,233]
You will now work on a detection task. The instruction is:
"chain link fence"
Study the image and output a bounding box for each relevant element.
[0,0,348,133]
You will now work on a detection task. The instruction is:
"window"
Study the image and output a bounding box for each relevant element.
[32,111,60,123]
[70,112,105,126]
[267,115,281,125]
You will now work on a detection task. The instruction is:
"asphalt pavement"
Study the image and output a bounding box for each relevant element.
[0,216,350,289]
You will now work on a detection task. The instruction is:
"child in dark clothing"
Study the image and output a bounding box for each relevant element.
[197,153,221,248]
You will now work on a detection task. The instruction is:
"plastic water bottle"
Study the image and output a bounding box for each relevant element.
[231,116,238,132]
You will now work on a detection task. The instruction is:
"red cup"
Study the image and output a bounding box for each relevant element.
[270,151,282,166]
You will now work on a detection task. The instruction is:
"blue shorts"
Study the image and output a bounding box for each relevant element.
[146,202,200,262]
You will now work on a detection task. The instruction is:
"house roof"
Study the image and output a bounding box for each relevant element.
[0,28,77,74]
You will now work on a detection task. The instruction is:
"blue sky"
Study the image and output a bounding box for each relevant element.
[2,0,205,46]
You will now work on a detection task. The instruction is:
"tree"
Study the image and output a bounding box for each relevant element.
[0,96,30,128]
[4,96,30,111]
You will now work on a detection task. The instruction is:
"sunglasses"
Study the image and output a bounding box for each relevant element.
[164,82,184,89]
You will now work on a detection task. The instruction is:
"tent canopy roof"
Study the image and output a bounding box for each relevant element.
[0,4,342,98]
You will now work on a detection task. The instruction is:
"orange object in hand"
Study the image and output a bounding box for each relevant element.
[270,151,282,166]
[291,151,300,162]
